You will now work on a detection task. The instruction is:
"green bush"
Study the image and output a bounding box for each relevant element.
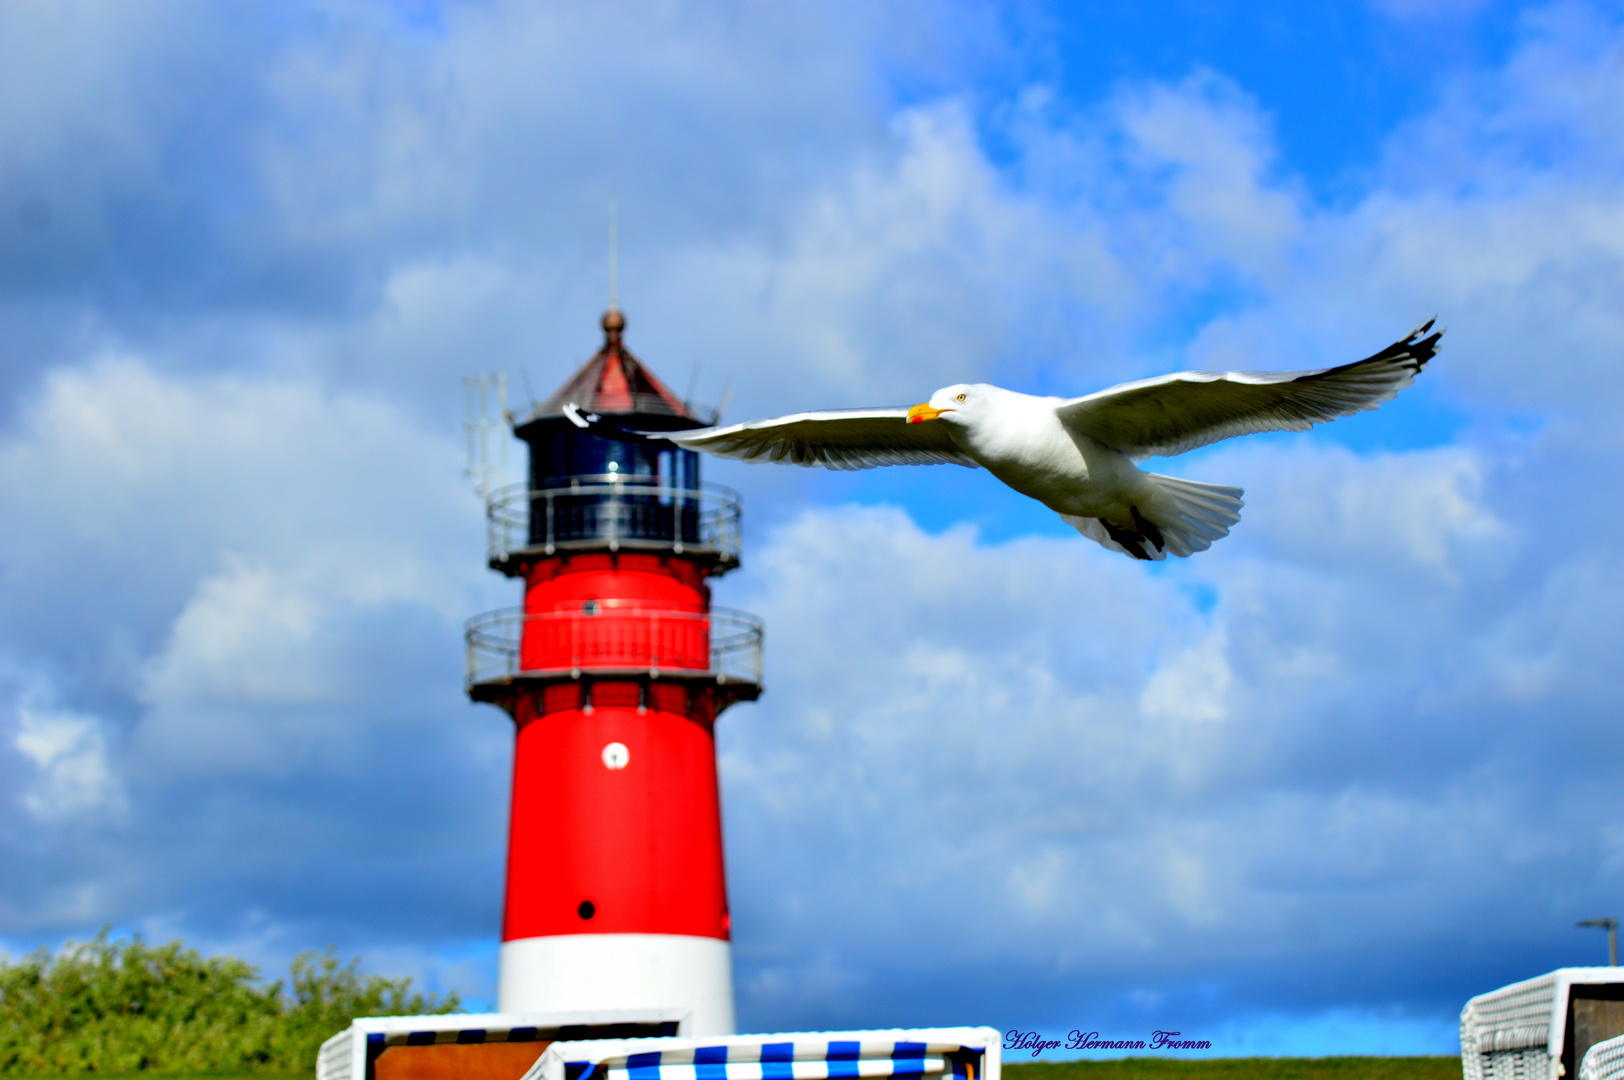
[0,930,458,1074]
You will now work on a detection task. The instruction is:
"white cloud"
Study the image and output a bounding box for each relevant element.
[11,689,125,821]
[716,421,1611,1026]
[1111,70,1304,282]
[1209,441,1513,582]
[1140,628,1232,726]
[1164,9,1624,428]
[0,351,502,784]
[0,347,513,952]
[624,97,1135,420]
[134,557,374,776]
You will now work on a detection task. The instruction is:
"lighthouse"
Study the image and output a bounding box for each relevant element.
[465,307,761,1037]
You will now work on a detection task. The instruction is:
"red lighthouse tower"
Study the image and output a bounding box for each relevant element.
[466,308,760,1036]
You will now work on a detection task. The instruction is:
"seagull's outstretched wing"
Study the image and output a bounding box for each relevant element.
[658,408,978,470]
[1056,320,1444,459]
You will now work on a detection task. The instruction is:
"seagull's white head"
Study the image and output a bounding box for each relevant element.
[907,383,989,426]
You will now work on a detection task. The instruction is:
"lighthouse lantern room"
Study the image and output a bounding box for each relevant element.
[466,307,761,1037]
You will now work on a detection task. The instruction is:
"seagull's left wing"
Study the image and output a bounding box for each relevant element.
[1056,320,1443,459]
[657,408,978,470]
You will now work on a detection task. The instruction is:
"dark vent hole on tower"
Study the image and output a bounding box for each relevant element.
[582,600,601,616]
[577,900,596,920]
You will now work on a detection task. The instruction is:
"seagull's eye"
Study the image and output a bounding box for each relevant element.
[956,393,966,402]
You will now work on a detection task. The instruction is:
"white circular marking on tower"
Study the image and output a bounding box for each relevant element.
[601,742,630,770]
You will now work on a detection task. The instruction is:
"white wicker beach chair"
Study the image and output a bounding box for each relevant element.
[1462,969,1624,1080]
[1580,1031,1624,1080]
[316,1009,689,1080]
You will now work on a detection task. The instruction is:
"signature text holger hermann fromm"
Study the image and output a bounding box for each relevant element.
[1003,1030,1213,1056]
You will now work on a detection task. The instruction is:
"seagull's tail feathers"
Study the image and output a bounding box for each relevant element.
[1060,475,1244,560]
[1144,474,1243,558]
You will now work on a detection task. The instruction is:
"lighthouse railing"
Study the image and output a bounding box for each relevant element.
[485,477,742,565]
[465,604,763,688]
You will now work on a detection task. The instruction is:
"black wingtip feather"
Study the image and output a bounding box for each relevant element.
[561,402,674,445]
[1362,317,1445,372]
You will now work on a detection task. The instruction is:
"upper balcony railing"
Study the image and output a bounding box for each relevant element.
[485,476,742,573]
[465,603,764,689]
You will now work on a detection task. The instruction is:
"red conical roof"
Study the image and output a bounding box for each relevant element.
[537,308,699,421]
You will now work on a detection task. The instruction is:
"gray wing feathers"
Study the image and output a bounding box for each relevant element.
[1057,320,1443,459]
[660,408,979,470]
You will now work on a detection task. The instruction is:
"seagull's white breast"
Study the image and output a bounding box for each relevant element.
[955,389,1150,518]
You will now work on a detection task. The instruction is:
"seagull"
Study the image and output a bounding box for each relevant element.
[566,320,1443,561]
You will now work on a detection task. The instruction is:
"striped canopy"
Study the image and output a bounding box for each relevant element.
[528,1029,1000,1080]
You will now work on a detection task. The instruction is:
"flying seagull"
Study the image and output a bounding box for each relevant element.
[566,320,1443,561]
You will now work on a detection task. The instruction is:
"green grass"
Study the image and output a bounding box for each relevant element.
[1005,1057,1461,1078]
[19,1071,306,1078]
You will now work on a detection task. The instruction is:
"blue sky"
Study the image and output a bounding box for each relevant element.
[4,0,1624,1060]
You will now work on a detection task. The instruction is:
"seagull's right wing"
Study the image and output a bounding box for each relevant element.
[656,408,979,470]
[1055,319,1443,459]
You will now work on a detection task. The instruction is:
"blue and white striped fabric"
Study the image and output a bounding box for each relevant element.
[528,1028,1000,1080]
[369,1024,552,1048]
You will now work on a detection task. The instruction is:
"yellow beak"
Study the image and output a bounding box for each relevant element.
[908,402,947,424]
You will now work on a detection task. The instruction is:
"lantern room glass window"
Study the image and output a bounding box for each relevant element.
[521,421,703,548]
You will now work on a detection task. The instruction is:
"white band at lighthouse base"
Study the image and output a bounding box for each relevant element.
[498,933,735,1037]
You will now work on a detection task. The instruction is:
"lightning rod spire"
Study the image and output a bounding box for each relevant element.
[608,195,618,313]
